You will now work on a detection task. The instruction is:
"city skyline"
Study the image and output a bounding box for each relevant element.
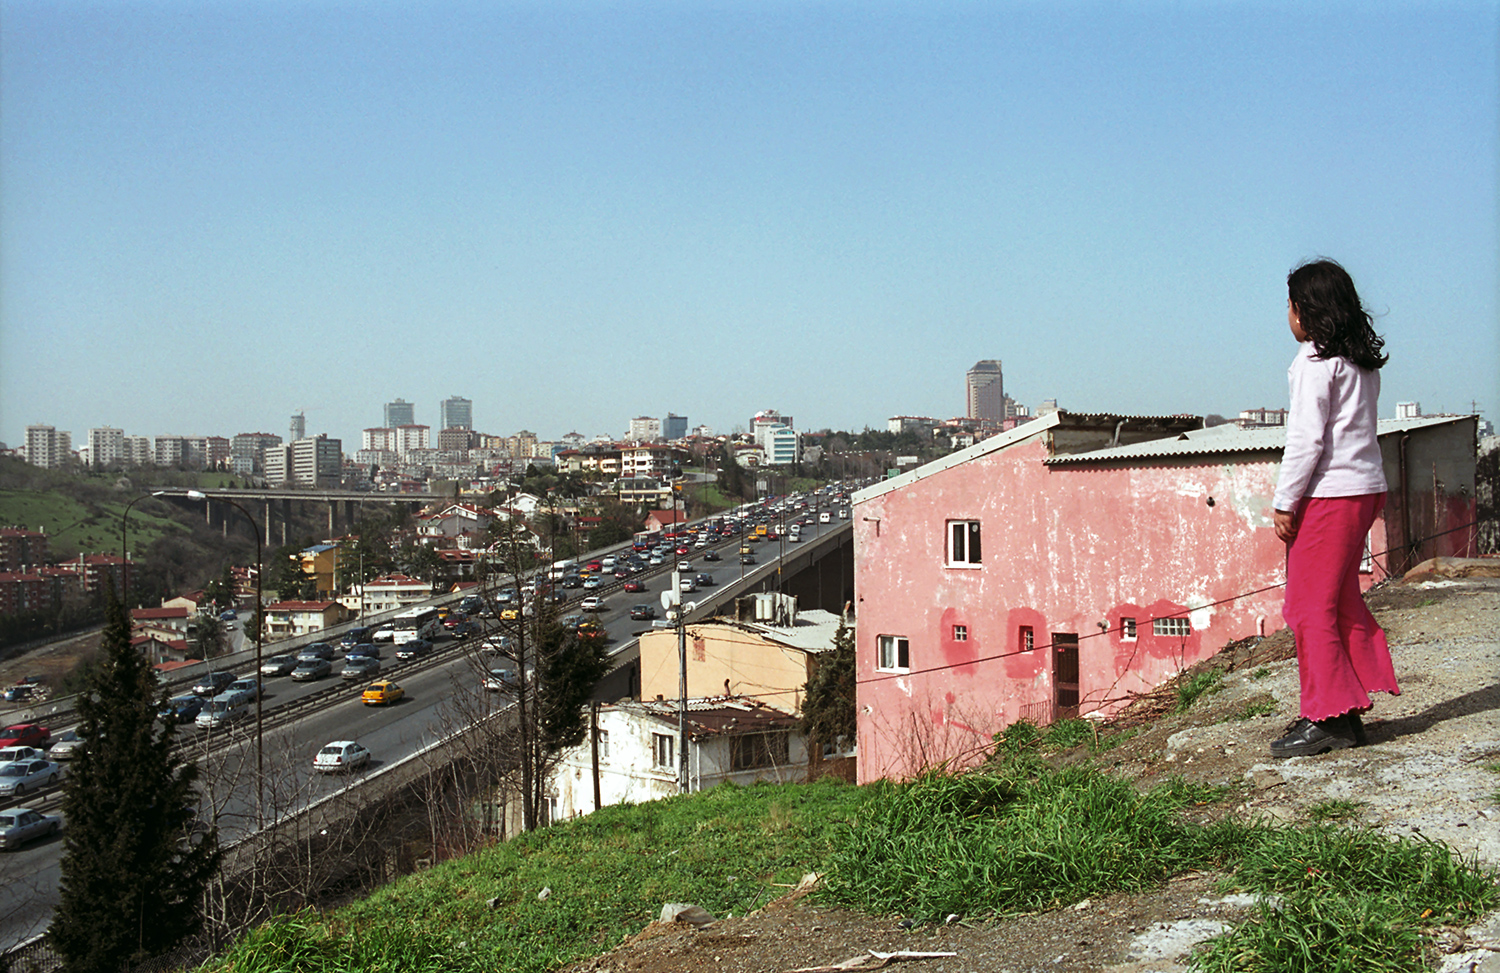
[3,3,1495,449]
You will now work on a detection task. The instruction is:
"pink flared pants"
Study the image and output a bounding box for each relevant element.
[1282,493,1400,721]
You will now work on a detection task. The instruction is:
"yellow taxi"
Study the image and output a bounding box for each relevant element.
[362,681,404,706]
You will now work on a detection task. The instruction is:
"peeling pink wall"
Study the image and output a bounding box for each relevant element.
[856,438,1306,784]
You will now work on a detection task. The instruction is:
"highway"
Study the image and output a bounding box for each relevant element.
[0,499,852,951]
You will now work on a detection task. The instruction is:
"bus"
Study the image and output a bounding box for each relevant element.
[391,606,442,645]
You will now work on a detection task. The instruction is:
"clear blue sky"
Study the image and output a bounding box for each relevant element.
[3,1,1496,450]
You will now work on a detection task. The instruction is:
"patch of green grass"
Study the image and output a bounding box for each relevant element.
[1176,669,1225,713]
[1227,699,1277,722]
[1485,761,1500,804]
[207,779,869,973]
[1041,718,1096,750]
[1248,666,1273,681]
[1196,824,1499,972]
[1304,799,1365,823]
[821,765,1245,921]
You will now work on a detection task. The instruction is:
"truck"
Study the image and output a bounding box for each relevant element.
[549,559,578,581]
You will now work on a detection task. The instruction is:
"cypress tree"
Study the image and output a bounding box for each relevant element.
[51,590,220,973]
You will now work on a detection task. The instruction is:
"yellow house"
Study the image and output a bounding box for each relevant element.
[638,596,843,715]
[298,544,339,598]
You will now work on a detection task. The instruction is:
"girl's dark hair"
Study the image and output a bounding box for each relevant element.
[1287,258,1388,370]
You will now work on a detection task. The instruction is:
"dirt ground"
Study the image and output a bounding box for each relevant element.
[558,574,1500,973]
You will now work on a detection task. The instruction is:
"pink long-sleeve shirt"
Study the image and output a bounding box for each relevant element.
[1272,341,1387,512]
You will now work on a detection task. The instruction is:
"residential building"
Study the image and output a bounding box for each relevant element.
[397,425,430,456]
[153,435,197,469]
[0,570,65,616]
[231,432,283,476]
[263,600,345,639]
[440,396,473,431]
[662,414,688,441]
[385,398,415,428]
[363,428,398,452]
[621,444,686,479]
[417,503,496,547]
[297,543,339,597]
[1397,401,1422,420]
[25,425,71,469]
[750,410,793,436]
[548,697,810,822]
[637,599,842,715]
[755,424,799,466]
[361,574,432,614]
[123,436,152,466]
[642,509,689,534]
[264,435,343,488]
[628,417,662,442]
[508,431,541,460]
[87,427,125,467]
[966,360,1005,421]
[851,410,1478,784]
[130,606,192,642]
[1237,408,1288,428]
[888,416,938,438]
[0,528,49,572]
[617,478,674,506]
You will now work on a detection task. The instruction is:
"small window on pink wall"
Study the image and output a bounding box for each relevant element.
[1020,625,1035,651]
[952,625,968,642]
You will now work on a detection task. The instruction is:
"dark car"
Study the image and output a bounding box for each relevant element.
[395,639,433,661]
[628,605,657,620]
[695,573,715,587]
[298,642,337,662]
[740,553,757,565]
[260,654,299,677]
[459,595,484,614]
[450,620,481,640]
[341,627,374,648]
[346,643,382,660]
[702,550,721,562]
[291,658,333,681]
[341,656,381,680]
[191,672,235,697]
[158,695,203,724]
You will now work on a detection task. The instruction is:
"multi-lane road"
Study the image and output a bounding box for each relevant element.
[0,503,850,951]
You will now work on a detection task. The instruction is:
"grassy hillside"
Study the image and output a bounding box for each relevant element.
[205,731,1498,973]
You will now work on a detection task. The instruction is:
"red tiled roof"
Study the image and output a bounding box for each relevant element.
[132,607,190,619]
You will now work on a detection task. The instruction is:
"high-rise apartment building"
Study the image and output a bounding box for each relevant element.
[440,396,473,431]
[232,432,283,475]
[385,399,415,428]
[662,413,688,441]
[628,417,662,442]
[966,360,1005,421]
[123,436,152,466]
[87,427,125,467]
[25,425,71,468]
[290,412,306,442]
[397,424,430,456]
[264,435,342,487]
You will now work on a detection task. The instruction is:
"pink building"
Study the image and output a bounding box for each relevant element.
[852,411,1477,784]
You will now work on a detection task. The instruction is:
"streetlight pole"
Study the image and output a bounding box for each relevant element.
[185,489,265,829]
[120,491,167,606]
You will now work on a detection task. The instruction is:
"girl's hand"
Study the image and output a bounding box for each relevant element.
[1274,509,1298,543]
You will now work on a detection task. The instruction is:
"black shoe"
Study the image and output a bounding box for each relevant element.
[1270,716,1359,758]
[1348,712,1368,747]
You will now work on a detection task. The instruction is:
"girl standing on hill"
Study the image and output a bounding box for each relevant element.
[1270,258,1400,758]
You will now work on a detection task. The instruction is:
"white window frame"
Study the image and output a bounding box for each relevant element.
[877,634,910,672]
[597,728,609,762]
[651,732,674,769]
[1120,617,1137,641]
[946,520,982,568]
[1153,617,1190,637]
[952,625,968,642]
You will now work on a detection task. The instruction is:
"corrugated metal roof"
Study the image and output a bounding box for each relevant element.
[1044,414,1470,465]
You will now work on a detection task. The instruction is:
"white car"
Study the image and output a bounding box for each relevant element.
[313,741,371,774]
[580,596,605,612]
[0,759,62,797]
[0,808,61,850]
[0,746,42,765]
[46,730,86,761]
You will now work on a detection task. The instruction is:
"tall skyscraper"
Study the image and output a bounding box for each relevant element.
[662,413,688,440]
[966,360,1005,421]
[440,395,473,431]
[290,411,306,442]
[385,398,415,428]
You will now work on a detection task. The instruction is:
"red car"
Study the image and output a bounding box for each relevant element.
[0,724,51,750]
[622,580,646,593]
